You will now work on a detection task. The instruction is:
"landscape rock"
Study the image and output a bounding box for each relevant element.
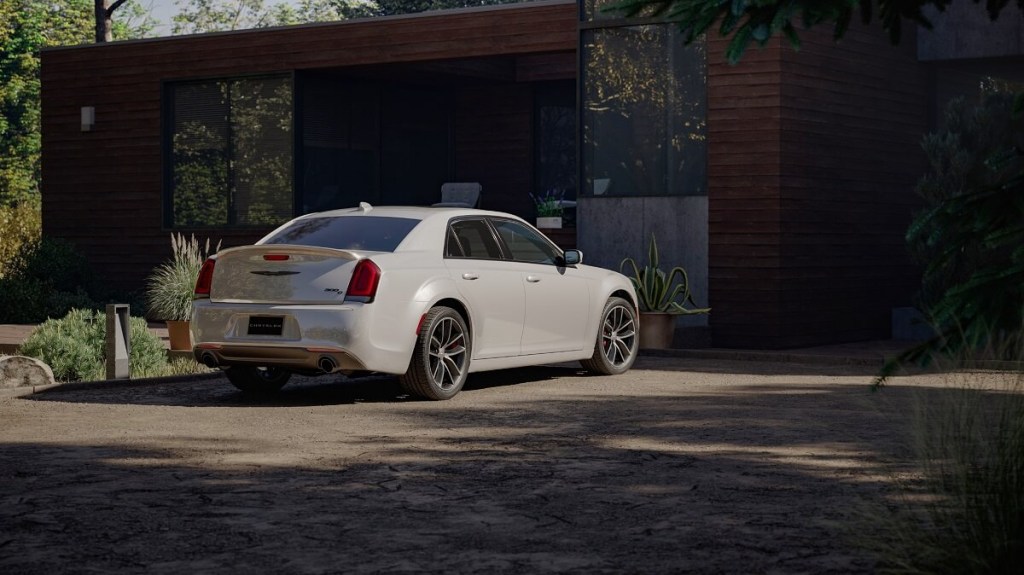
[0,355,57,388]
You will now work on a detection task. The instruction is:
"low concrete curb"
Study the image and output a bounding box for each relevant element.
[0,371,223,399]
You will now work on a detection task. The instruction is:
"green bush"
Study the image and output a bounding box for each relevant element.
[0,199,42,279]
[0,236,100,323]
[19,309,171,382]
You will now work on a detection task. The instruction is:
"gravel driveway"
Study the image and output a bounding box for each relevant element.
[0,357,948,573]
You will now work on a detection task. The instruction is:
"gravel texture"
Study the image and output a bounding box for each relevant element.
[0,357,959,574]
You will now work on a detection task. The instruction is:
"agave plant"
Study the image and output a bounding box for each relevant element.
[145,233,220,321]
[620,234,710,315]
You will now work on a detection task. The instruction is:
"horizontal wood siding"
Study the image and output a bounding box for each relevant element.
[40,2,577,291]
[454,85,534,216]
[707,37,786,347]
[708,26,928,348]
[774,24,928,347]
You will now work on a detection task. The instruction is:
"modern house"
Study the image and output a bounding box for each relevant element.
[40,0,1024,348]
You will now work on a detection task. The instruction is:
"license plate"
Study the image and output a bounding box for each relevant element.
[248,316,283,336]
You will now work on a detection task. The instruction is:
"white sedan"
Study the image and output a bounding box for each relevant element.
[191,204,639,400]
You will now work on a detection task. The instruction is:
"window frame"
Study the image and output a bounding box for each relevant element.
[161,71,296,230]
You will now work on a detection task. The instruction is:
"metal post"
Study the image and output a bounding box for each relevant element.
[105,304,131,380]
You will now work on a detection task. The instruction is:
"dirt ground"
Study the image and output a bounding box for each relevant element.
[0,357,966,573]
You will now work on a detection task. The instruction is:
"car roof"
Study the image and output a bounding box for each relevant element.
[298,205,520,224]
[277,205,530,253]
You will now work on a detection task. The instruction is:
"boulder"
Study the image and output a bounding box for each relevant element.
[0,355,57,388]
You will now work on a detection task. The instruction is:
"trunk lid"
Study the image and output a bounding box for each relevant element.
[209,245,364,304]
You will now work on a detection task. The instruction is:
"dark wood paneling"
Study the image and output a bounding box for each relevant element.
[454,84,534,216]
[40,2,576,291]
[708,24,928,349]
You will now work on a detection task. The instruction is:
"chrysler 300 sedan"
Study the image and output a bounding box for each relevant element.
[191,204,639,400]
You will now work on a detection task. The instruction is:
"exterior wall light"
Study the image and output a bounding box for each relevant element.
[81,106,95,132]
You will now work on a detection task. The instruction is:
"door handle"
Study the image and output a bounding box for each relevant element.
[526,275,541,283]
[462,273,479,280]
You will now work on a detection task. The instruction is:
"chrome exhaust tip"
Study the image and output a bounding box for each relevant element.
[200,352,219,368]
[318,356,338,373]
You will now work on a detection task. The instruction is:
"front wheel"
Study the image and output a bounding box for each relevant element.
[225,366,291,394]
[580,297,638,375]
[400,306,471,400]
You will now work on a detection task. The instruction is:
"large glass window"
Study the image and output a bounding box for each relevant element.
[261,215,419,252]
[167,74,293,228]
[581,26,706,197]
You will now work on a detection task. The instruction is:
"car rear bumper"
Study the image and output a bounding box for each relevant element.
[193,342,367,374]
[191,300,419,375]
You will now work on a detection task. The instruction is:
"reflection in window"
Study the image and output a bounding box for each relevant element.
[168,75,293,228]
[582,26,706,197]
[491,219,560,265]
[261,216,419,252]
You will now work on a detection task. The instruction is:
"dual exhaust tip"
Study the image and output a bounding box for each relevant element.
[199,351,338,374]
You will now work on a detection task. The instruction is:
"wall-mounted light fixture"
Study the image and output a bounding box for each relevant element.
[81,106,95,132]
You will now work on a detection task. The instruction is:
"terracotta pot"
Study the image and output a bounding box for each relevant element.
[638,312,675,349]
[165,320,192,351]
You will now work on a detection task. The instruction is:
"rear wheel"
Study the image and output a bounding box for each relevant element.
[225,366,291,394]
[400,306,470,400]
[580,297,638,375]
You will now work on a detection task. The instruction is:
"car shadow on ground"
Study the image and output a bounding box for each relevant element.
[26,365,587,408]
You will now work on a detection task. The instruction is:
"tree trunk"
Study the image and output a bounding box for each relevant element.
[95,0,111,43]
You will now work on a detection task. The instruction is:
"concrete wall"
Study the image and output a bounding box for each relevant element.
[577,196,710,345]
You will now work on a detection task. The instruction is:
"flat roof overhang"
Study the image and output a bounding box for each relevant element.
[41,0,578,79]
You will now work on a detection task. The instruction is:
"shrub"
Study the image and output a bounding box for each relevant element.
[0,199,42,279]
[0,236,99,323]
[146,233,220,321]
[19,309,171,382]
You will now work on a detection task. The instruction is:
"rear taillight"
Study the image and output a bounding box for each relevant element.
[194,258,216,297]
[344,259,381,303]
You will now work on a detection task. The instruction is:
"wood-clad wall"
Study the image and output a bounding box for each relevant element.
[707,25,928,348]
[40,2,577,291]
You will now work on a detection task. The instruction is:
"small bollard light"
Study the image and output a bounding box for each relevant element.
[105,304,131,380]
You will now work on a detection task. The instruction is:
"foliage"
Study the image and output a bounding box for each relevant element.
[530,188,565,217]
[865,370,1024,573]
[0,198,42,278]
[171,0,371,33]
[877,92,1024,382]
[0,236,101,323]
[19,308,170,382]
[620,233,709,315]
[170,76,292,227]
[146,233,220,321]
[608,0,1024,63]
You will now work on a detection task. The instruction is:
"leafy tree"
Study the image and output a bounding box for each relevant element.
[610,0,1024,63]
[171,0,371,33]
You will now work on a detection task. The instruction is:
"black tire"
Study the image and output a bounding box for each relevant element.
[225,366,291,394]
[580,296,638,375]
[399,306,471,400]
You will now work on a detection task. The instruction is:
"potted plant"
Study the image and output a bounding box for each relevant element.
[145,233,220,351]
[620,234,710,349]
[530,188,565,229]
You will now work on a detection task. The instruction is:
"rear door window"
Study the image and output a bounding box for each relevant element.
[447,218,503,260]
[261,216,419,252]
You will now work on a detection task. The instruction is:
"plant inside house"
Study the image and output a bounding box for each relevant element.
[145,233,220,351]
[530,188,565,228]
[620,233,709,349]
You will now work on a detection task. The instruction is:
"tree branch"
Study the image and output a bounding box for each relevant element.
[106,0,130,18]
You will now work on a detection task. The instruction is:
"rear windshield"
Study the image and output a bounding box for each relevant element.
[261,216,419,252]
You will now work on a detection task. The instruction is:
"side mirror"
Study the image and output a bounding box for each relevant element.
[562,249,582,266]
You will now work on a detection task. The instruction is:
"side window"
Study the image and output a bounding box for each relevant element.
[490,219,561,265]
[447,219,503,260]
[445,228,465,257]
